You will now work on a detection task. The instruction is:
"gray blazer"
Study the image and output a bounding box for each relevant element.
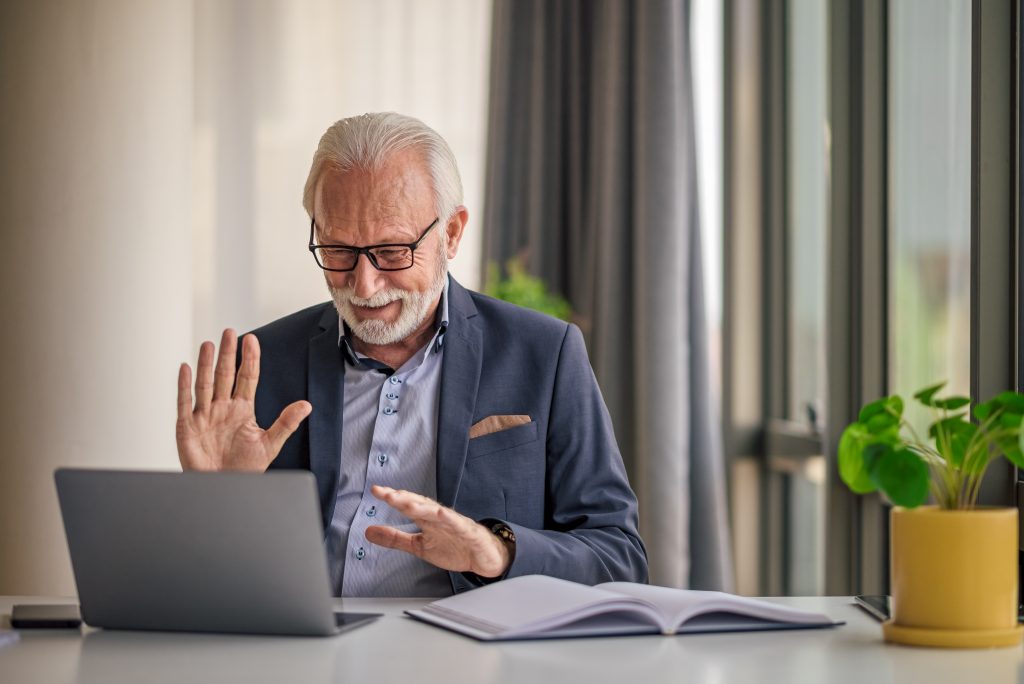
[250,277,648,592]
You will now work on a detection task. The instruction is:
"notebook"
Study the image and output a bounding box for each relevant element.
[55,468,379,636]
[407,575,842,640]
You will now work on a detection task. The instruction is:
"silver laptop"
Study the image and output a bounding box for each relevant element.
[55,468,380,636]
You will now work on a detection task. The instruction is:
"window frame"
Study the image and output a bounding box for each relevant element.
[723,0,1019,596]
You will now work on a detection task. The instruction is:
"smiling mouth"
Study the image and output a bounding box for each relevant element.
[351,300,400,316]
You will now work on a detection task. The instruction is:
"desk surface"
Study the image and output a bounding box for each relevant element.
[0,595,1021,684]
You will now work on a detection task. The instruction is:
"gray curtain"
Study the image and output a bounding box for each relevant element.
[482,0,733,590]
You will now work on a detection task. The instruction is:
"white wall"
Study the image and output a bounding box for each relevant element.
[192,0,492,343]
[0,0,490,596]
[0,1,194,595]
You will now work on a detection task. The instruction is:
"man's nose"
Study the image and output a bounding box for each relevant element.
[346,253,384,299]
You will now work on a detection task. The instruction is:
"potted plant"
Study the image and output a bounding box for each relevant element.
[485,257,572,321]
[839,381,1024,647]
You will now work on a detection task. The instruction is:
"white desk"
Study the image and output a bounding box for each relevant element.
[0,595,1021,684]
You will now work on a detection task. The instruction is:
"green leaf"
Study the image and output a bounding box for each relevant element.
[974,400,994,422]
[859,396,904,430]
[870,448,930,508]
[949,433,976,468]
[913,381,947,407]
[1004,445,1024,470]
[862,442,891,473]
[997,436,1024,470]
[873,424,902,445]
[932,396,971,411]
[995,392,1024,413]
[888,395,904,417]
[928,414,966,435]
[858,398,890,424]
[838,423,877,494]
[999,411,1023,429]
[865,411,899,433]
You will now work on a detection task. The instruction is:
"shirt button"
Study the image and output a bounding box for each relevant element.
[383,406,396,415]
[377,453,388,465]
[386,392,398,400]
[389,376,402,385]
[356,547,366,560]
[366,505,377,517]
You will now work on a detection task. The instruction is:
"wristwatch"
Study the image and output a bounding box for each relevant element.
[489,521,517,547]
[469,520,516,584]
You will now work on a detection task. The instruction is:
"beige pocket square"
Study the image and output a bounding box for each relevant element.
[469,414,532,439]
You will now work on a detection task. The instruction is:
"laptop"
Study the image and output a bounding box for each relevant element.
[54,468,380,636]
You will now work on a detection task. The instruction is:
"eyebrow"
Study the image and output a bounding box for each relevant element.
[313,220,420,248]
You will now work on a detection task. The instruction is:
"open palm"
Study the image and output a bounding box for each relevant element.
[176,329,311,472]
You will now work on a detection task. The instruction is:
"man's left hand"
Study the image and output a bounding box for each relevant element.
[364,485,512,579]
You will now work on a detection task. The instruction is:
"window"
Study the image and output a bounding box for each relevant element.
[888,0,971,430]
[725,0,1017,596]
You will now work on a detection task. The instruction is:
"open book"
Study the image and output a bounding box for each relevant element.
[406,575,842,640]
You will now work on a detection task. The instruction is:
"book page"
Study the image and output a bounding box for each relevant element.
[420,575,665,637]
[597,582,833,632]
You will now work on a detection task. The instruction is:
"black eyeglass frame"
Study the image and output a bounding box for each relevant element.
[308,216,440,272]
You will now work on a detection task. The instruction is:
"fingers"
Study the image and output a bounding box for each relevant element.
[212,329,238,401]
[371,485,439,520]
[365,525,420,555]
[266,400,313,454]
[371,484,431,505]
[177,363,193,421]
[193,330,258,408]
[233,334,261,400]
[371,486,463,528]
[194,340,215,411]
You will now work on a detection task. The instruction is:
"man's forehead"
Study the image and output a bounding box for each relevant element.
[316,159,432,232]
[316,184,433,243]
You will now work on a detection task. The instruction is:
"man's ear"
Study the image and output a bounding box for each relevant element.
[444,206,469,259]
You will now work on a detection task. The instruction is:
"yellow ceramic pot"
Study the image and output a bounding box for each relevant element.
[884,506,1022,648]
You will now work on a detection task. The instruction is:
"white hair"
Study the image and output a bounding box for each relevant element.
[302,112,463,223]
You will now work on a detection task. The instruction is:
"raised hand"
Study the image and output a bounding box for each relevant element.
[364,485,512,578]
[176,329,312,472]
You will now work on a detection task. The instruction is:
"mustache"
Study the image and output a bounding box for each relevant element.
[331,287,408,307]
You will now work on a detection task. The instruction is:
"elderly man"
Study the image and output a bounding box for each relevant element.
[176,113,647,596]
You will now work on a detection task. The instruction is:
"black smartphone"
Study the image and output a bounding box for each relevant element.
[11,604,82,629]
[853,595,890,622]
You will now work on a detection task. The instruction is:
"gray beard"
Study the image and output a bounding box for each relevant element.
[329,248,448,347]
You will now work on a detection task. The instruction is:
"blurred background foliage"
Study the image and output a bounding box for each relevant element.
[484,257,572,321]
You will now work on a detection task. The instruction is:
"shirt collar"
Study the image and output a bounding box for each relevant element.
[338,276,450,372]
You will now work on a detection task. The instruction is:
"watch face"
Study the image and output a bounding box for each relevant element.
[491,523,516,544]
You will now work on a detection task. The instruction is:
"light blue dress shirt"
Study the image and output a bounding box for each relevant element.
[325,279,453,597]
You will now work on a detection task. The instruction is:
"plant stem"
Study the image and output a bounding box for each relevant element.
[903,419,928,449]
[963,411,1001,472]
[905,441,944,466]
[956,409,1009,509]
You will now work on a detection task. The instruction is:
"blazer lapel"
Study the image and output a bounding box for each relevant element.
[307,306,344,530]
[436,279,482,509]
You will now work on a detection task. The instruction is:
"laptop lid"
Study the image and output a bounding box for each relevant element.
[55,468,340,636]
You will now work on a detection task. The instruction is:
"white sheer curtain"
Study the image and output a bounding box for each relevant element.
[0,0,489,596]
[192,0,492,344]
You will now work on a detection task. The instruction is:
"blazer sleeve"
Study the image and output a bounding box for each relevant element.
[471,323,649,587]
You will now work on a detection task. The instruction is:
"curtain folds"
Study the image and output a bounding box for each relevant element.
[483,0,733,590]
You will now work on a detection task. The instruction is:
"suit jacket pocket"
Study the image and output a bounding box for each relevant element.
[466,421,539,459]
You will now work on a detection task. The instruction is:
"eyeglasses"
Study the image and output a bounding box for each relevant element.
[308,217,439,272]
